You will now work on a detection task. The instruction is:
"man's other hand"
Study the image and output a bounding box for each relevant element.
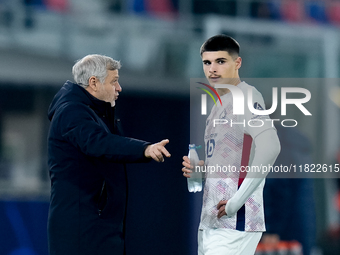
[182,156,204,178]
[217,200,228,218]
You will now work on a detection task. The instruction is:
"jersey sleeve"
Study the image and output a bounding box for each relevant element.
[243,86,275,138]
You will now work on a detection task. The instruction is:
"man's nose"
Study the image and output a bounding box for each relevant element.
[116,82,122,92]
[209,63,217,73]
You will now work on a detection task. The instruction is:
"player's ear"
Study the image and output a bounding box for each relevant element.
[235,57,242,70]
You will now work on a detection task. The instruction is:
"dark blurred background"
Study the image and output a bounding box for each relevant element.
[1,0,340,254]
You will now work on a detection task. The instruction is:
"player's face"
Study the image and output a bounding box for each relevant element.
[202,51,241,86]
[97,69,121,107]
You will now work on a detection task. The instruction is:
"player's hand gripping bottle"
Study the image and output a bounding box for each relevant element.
[187,144,202,193]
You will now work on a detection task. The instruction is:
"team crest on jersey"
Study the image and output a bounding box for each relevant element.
[219,109,227,119]
[252,102,264,116]
[254,102,264,110]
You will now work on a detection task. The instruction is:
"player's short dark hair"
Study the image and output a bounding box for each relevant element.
[200,34,240,58]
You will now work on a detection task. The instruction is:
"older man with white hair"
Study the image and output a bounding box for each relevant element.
[47,54,170,255]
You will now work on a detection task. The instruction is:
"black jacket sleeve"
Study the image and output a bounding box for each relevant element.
[55,102,150,163]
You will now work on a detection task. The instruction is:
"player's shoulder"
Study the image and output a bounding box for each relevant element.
[238,81,263,98]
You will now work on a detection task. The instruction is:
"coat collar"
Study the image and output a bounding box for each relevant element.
[70,81,114,117]
[48,81,115,121]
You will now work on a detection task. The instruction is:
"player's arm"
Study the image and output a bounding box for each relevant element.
[218,128,280,218]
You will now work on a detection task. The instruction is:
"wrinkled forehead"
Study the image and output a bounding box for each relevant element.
[107,69,119,76]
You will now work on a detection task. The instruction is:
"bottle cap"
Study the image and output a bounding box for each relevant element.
[189,144,202,150]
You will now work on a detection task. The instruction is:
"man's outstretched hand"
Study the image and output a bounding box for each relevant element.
[144,139,171,162]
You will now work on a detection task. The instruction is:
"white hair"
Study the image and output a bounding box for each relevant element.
[72,54,121,88]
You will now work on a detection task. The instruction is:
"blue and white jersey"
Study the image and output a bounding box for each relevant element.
[199,81,275,232]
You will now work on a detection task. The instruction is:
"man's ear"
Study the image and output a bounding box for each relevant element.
[235,57,242,70]
[88,76,98,92]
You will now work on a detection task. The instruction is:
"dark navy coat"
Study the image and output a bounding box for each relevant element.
[47,81,150,255]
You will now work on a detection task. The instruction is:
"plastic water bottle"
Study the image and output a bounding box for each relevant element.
[187,144,202,193]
